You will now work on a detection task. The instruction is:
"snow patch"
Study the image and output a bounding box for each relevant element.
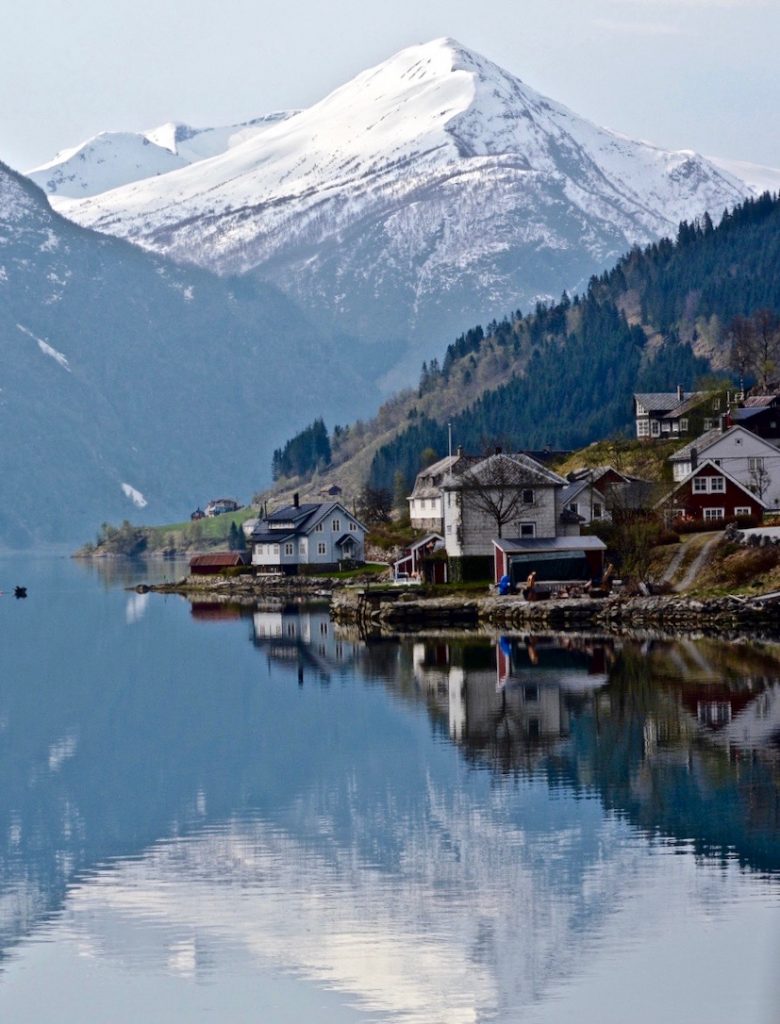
[121,482,148,508]
[16,323,71,371]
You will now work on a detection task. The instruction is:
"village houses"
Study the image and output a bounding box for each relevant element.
[667,424,780,508]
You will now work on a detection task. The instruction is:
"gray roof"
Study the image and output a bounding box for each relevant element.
[668,426,727,462]
[494,536,607,553]
[560,480,590,504]
[448,452,566,490]
[744,395,779,407]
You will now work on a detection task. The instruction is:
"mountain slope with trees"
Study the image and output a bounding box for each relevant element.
[265,192,780,503]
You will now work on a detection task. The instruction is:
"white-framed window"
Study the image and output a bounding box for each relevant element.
[636,402,646,416]
[712,397,721,410]
[273,544,279,555]
[317,542,327,556]
[522,489,534,504]
[567,502,579,515]
[637,420,649,438]
[332,518,341,532]
[709,476,725,493]
[703,507,724,521]
[703,418,714,430]
[284,543,294,556]
[693,477,708,493]
[593,502,603,519]
[349,521,357,532]
[734,506,752,517]
[680,418,688,432]
[519,523,536,537]
[314,522,323,532]
[651,420,661,437]
[748,457,765,472]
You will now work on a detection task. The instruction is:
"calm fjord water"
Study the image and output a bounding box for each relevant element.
[0,556,778,1024]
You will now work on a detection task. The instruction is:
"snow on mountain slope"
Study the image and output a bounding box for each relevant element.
[707,155,780,196]
[0,161,382,546]
[28,113,297,198]
[42,38,753,363]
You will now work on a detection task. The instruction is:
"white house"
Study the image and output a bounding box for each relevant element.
[249,494,366,574]
[668,425,780,508]
[441,452,571,579]
[408,452,473,531]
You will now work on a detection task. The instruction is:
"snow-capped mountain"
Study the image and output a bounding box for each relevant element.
[37,38,756,372]
[27,113,296,198]
[0,162,381,546]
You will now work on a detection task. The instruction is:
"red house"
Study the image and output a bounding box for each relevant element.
[658,460,766,525]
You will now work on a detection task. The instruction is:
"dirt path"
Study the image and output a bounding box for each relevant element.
[660,541,688,585]
[675,533,720,592]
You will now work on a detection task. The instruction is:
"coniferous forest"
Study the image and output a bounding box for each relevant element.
[367,193,780,490]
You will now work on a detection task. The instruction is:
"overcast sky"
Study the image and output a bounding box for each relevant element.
[3,0,778,172]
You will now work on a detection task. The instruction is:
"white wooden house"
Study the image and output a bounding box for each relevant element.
[249,494,366,574]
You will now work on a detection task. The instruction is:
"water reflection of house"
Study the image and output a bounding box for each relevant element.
[251,605,358,683]
[411,637,612,762]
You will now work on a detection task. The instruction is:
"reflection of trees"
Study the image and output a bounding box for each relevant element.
[384,634,780,874]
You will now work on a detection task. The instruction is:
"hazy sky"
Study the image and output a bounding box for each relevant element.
[3,0,779,172]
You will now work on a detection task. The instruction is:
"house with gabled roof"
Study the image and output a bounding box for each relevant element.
[668,424,780,508]
[634,388,706,440]
[408,451,477,531]
[656,459,765,526]
[249,493,366,574]
[441,451,572,579]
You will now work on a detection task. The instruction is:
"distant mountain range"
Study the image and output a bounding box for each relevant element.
[30,37,768,383]
[0,163,384,547]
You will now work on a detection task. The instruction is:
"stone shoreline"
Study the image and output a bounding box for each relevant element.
[141,574,780,636]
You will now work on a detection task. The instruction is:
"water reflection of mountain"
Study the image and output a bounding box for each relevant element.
[1,575,779,1016]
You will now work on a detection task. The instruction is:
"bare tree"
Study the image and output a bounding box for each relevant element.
[749,459,771,502]
[457,453,535,538]
[753,308,780,391]
[728,314,755,391]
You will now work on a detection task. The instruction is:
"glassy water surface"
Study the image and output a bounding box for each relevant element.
[0,556,778,1023]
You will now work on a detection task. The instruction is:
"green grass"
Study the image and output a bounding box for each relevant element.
[316,562,387,580]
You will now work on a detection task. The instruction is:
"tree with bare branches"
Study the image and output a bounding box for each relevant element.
[457,453,536,539]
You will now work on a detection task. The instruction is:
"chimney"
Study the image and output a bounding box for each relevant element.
[293,492,299,508]
[494,446,502,456]
[690,446,698,471]
[677,384,684,401]
[456,445,463,457]
[719,414,727,433]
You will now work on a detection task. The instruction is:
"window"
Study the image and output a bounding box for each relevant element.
[703,418,714,431]
[567,502,579,515]
[734,506,751,517]
[446,524,452,534]
[519,523,535,537]
[317,542,326,556]
[636,403,646,416]
[709,476,725,493]
[524,685,539,703]
[703,508,724,521]
[693,477,708,493]
[284,543,294,556]
[273,544,279,555]
[314,522,323,532]
[680,418,688,432]
[593,502,603,519]
[349,521,357,532]
[651,420,661,437]
[637,420,649,438]
[331,518,341,532]
[299,540,307,558]
[522,489,534,504]
[712,397,721,410]
[749,457,765,472]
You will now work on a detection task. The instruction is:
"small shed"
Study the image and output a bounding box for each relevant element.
[189,552,250,575]
[493,536,607,587]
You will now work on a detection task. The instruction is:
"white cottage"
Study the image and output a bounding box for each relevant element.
[249,495,366,574]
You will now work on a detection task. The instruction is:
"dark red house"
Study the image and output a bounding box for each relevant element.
[659,460,765,525]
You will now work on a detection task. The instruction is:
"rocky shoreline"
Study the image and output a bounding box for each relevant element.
[141,573,780,636]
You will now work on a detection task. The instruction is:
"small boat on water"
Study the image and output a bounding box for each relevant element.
[14,586,27,599]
